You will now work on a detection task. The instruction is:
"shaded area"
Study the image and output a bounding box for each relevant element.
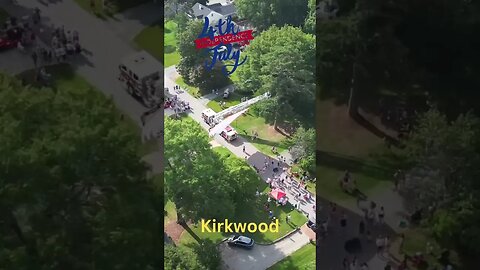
[316,150,391,180]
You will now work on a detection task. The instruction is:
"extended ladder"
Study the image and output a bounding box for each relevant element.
[211,92,271,124]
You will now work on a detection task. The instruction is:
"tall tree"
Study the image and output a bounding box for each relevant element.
[236,0,309,31]
[164,117,234,222]
[164,118,257,222]
[402,109,480,257]
[285,128,315,174]
[176,19,231,90]
[0,74,162,269]
[238,26,315,128]
[164,245,203,270]
[303,0,316,34]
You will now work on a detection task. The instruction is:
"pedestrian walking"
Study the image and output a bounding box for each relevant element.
[359,220,365,236]
[376,235,384,253]
[242,145,246,153]
[350,257,357,270]
[31,51,38,67]
[340,212,347,228]
[342,257,349,270]
[378,206,385,224]
[366,230,372,242]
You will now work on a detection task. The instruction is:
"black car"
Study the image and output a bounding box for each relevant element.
[307,220,317,232]
[226,235,254,249]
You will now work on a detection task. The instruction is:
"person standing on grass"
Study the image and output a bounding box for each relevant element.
[340,212,347,228]
[378,206,385,224]
[342,257,349,270]
[31,51,38,67]
[359,220,365,236]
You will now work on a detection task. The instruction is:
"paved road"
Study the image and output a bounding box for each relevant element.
[219,229,311,270]
[1,0,163,171]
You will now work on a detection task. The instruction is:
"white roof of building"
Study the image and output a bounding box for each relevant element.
[191,2,236,19]
[120,51,162,79]
[207,0,234,6]
[202,108,216,117]
[206,11,224,22]
[191,3,211,18]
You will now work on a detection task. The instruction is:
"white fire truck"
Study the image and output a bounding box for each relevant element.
[202,108,217,125]
[118,51,164,108]
[220,125,238,141]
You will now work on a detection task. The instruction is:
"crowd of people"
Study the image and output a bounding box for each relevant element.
[1,8,83,71]
[164,90,191,117]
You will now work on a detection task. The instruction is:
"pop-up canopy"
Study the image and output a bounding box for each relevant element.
[270,189,286,201]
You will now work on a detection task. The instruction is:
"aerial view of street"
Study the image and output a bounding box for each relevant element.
[317,0,480,270]
[162,0,316,269]
[0,0,164,269]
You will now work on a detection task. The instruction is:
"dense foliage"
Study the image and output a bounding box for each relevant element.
[0,74,162,269]
[402,109,480,256]
[239,26,315,129]
[164,117,258,222]
[236,0,309,31]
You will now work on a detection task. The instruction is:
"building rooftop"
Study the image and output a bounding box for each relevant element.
[120,51,162,79]
[209,3,236,16]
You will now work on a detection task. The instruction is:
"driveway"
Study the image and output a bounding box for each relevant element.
[219,229,311,270]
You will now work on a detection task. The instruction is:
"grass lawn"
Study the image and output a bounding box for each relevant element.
[388,228,462,269]
[317,99,397,205]
[0,8,8,24]
[232,111,287,157]
[134,20,181,66]
[223,60,241,83]
[134,20,180,67]
[180,187,307,245]
[74,0,149,19]
[268,243,316,270]
[165,200,177,225]
[17,64,158,157]
[212,146,232,156]
[175,76,201,98]
[134,23,163,62]
[206,91,246,112]
[164,20,181,67]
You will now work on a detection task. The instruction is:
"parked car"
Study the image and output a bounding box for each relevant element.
[307,220,317,232]
[0,36,19,50]
[227,235,254,249]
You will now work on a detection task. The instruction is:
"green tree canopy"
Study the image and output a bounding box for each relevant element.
[0,74,162,270]
[238,26,315,128]
[402,109,480,257]
[236,0,309,31]
[176,19,231,91]
[285,128,315,174]
[164,118,257,222]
